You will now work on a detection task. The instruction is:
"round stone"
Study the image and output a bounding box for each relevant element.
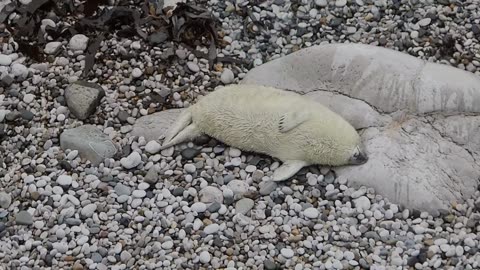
[220,68,235,84]
[115,183,131,196]
[11,63,28,78]
[132,190,146,198]
[418,18,431,27]
[281,248,294,258]
[199,186,224,203]
[0,54,12,65]
[204,224,220,235]
[227,180,248,196]
[235,198,254,215]
[120,152,142,169]
[303,208,319,219]
[199,251,211,263]
[0,192,12,209]
[69,34,89,51]
[23,94,35,104]
[315,0,328,7]
[81,204,97,217]
[191,202,207,213]
[184,164,196,174]
[145,140,161,154]
[259,181,277,195]
[132,68,143,78]
[335,0,347,7]
[120,251,132,262]
[187,62,200,72]
[229,148,241,157]
[354,196,371,211]
[57,175,73,186]
[245,165,256,173]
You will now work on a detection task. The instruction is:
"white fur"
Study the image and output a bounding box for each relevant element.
[173,84,363,166]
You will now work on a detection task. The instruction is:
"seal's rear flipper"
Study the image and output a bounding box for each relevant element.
[278,111,311,133]
[159,123,202,150]
[272,160,309,181]
[162,109,192,146]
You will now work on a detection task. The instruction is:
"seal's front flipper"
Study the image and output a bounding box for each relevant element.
[272,160,308,181]
[162,110,192,146]
[159,123,202,151]
[278,111,311,133]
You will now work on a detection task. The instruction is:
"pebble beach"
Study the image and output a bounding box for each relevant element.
[1,0,480,269]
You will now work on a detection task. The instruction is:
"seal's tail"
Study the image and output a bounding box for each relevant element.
[160,109,202,150]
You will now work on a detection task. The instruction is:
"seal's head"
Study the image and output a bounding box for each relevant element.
[304,119,368,167]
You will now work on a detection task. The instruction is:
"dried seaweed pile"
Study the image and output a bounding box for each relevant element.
[0,0,223,77]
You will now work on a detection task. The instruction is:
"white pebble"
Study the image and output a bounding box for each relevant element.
[204,224,220,235]
[303,208,319,219]
[81,204,97,217]
[132,68,143,78]
[281,248,294,258]
[132,190,146,198]
[184,164,196,173]
[191,202,207,213]
[199,251,211,263]
[57,175,72,186]
[69,34,89,51]
[120,152,142,169]
[0,54,12,65]
[145,140,161,154]
[220,68,235,84]
[23,94,35,104]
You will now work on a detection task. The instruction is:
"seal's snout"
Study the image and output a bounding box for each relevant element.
[348,147,368,165]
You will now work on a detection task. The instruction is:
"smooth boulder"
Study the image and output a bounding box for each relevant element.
[60,125,117,166]
[241,43,480,215]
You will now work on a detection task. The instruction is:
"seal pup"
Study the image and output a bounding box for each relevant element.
[160,84,368,181]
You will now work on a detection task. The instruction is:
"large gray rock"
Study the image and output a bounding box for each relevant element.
[241,43,480,215]
[131,109,183,141]
[65,81,105,120]
[60,125,117,166]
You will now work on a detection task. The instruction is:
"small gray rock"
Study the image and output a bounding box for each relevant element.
[264,260,278,270]
[60,125,117,166]
[91,253,103,263]
[235,198,254,215]
[144,167,159,184]
[315,0,327,7]
[64,81,105,120]
[187,62,200,73]
[115,183,131,196]
[65,218,81,226]
[199,186,223,203]
[15,211,33,225]
[259,181,277,195]
[0,192,12,209]
[207,201,221,212]
[81,204,97,218]
[227,180,249,196]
